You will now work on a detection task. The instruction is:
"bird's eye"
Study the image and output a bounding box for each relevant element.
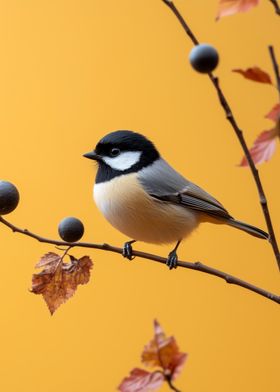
[110,148,121,157]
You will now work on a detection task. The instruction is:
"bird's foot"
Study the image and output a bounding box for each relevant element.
[166,250,178,270]
[122,240,136,260]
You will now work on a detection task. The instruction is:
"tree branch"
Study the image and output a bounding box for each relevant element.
[0,216,279,305]
[268,45,280,98]
[161,0,280,271]
[269,0,280,16]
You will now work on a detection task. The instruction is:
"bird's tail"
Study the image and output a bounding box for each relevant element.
[227,218,269,240]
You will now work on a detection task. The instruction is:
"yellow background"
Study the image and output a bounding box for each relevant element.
[0,1,279,391]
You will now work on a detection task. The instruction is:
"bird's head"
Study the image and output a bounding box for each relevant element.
[83,130,160,182]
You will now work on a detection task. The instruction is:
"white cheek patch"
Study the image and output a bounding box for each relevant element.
[103,151,142,171]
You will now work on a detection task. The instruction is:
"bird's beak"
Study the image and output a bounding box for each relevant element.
[83,151,102,161]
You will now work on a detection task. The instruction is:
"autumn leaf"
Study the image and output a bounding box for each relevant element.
[216,0,260,20]
[265,103,280,122]
[240,101,280,166]
[35,252,61,269]
[240,126,279,166]
[31,253,93,314]
[119,321,187,391]
[118,369,164,392]
[142,320,187,380]
[232,67,272,84]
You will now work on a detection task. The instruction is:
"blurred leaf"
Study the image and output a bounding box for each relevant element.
[232,67,272,84]
[142,320,187,380]
[31,253,93,314]
[240,126,279,166]
[265,103,280,122]
[216,0,259,19]
[119,321,186,391]
[118,369,164,392]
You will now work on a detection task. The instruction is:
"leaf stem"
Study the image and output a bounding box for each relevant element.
[0,216,279,305]
[161,0,280,271]
[165,375,181,392]
[56,246,72,271]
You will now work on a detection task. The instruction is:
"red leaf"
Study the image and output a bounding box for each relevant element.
[141,320,187,380]
[265,103,280,122]
[232,67,272,84]
[31,254,93,314]
[118,369,164,392]
[216,0,260,20]
[171,352,188,381]
[240,128,279,166]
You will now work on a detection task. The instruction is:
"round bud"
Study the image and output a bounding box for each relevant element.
[58,217,84,242]
[0,180,20,215]
[189,44,219,73]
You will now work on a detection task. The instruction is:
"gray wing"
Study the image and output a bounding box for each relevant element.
[138,158,232,220]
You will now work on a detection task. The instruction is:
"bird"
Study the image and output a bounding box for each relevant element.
[83,130,268,269]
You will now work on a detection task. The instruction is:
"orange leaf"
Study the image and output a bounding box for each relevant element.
[216,0,260,19]
[232,67,272,84]
[265,103,280,122]
[118,369,164,392]
[31,253,93,314]
[141,320,187,380]
[240,128,279,166]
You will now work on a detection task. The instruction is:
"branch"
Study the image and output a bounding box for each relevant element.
[268,45,280,97]
[161,0,280,271]
[0,216,279,305]
[269,0,280,15]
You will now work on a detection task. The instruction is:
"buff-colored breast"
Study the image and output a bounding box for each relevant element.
[93,173,199,244]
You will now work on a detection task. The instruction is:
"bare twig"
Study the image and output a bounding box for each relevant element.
[210,76,280,271]
[269,45,280,98]
[0,216,279,305]
[269,0,280,15]
[161,0,280,271]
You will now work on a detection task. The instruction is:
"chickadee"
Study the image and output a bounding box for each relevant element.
[84,130,268,269]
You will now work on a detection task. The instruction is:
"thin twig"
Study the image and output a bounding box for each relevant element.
[0,216,279,304]
[210,76,280,270]
[268,46,280,98]
[269,0,280,15]
[161,0,280,271]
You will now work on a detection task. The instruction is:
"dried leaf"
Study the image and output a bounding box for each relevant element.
[31,254,93,314]
[141,320,187,380]
[265,103,280,122]
[216,0,260,19]
[240,128,279,166]
[118,369,164,392]
[35,252,61,270]
[232,67,272,84]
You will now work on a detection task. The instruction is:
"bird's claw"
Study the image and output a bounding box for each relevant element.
[122,241,135,260]
[166,250,178,270]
